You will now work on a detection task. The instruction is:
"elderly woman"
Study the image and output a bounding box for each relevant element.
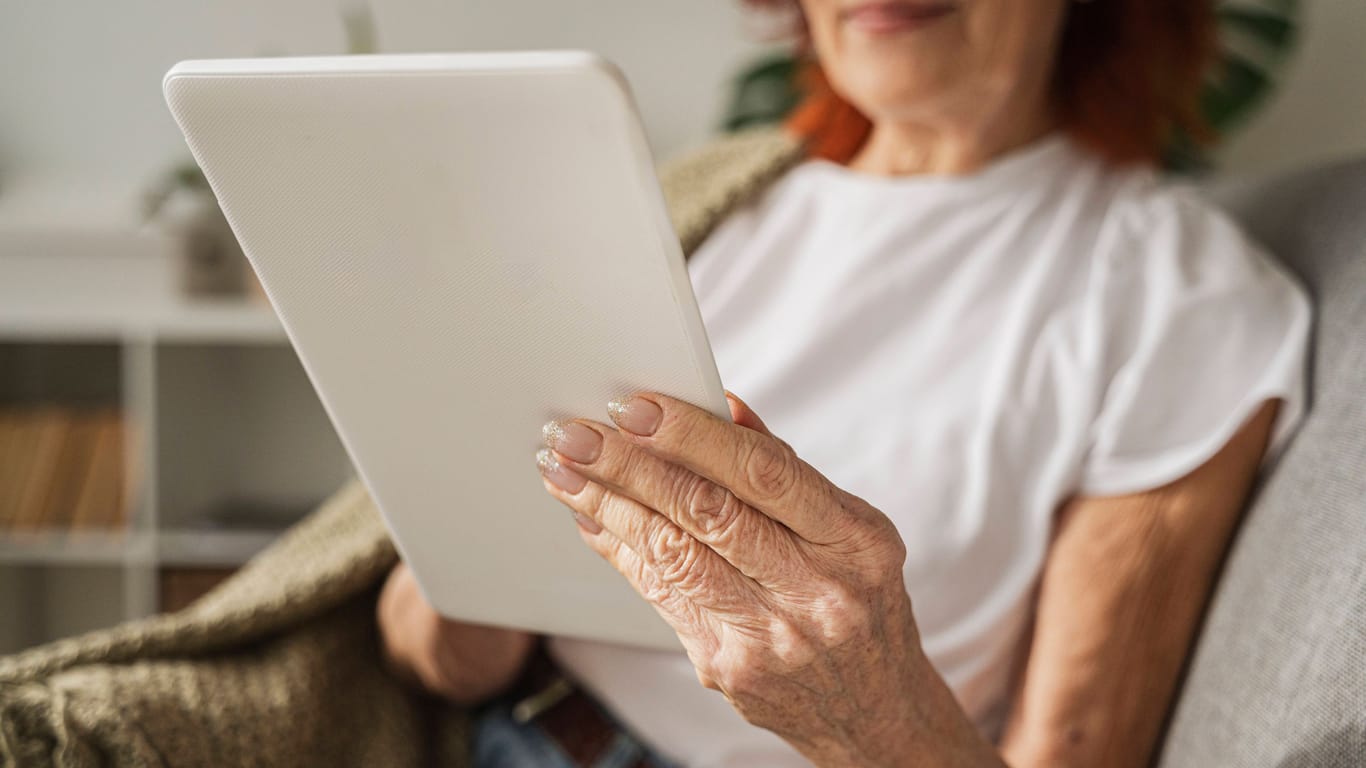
[377,0,1311,766]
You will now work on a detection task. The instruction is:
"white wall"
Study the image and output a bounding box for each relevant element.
[0,0,771,197]
[1,0,1363,201]
[1220,0,1366,174]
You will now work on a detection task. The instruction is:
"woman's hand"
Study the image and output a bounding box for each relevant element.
[377,561,536,704]
[536,391,1001,767]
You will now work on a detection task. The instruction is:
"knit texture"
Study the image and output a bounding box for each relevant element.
[0,125,805,768]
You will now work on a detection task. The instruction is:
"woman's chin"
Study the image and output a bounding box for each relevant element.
[839,74,952,120]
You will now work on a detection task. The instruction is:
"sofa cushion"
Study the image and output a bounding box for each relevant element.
[1157,159,1366,767]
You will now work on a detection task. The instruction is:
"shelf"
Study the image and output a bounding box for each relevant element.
[0,528,151,565]
[156,528,285,566]
[0,226,285,344]
[0,527,291,568]
[156,498,316,566]
[0,298,286,344]
[0,247,351,652]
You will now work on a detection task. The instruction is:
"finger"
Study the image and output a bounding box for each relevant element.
[569,507,695,630]
[574,519,724,672]
[547,487,729,689]
[696,669,721,691]
[546,419,808,588]
[537,461,762,617]
[605,392,864,545]
[724,390,775,437]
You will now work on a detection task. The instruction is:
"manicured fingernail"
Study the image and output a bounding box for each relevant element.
[541,420,602,463]
[571,512,602,535]
[536,448,587,493]
[606,396,662,436]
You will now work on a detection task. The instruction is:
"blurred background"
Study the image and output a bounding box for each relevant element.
[0,0,1363,655]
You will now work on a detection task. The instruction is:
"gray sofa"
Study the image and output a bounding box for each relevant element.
[1155,159,1366,767]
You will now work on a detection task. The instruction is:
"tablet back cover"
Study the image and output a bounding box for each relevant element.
[164,52,728,650]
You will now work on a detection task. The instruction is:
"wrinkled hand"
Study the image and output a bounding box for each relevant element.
[536,391,978,766]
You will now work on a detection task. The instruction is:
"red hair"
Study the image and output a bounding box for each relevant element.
[743,1,1218,166]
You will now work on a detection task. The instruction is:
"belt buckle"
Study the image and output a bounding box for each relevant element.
[510,674,574,724]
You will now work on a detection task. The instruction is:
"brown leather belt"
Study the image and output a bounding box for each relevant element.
[502,647,653,768]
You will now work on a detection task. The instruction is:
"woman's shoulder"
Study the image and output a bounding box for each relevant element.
[1079,156,1294,294]
[1068,155,1314,496]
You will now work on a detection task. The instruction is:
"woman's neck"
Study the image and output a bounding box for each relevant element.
[847,104,1058,177]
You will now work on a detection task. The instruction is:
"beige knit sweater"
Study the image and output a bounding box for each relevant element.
[0,125,806,768]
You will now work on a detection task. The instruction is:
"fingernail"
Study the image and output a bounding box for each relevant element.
[541,420,602,464]
[606,396,662,436]
[536,448,587,494]
[572,512,602,535]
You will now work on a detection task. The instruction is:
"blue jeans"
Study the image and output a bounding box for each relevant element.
[471,702,678,768]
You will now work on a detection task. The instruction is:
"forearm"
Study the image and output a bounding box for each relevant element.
[376,562,536,703]
[886,654,1010,768]
[808,648,1007,768]
[1000,402,1276,766]
[883,525,1206,768]
[999,496,1225,766]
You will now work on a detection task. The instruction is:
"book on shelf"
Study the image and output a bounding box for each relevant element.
[44,410,101,527]
[0,410,36,523]
[70,409,130,530]
[13,406,71,529]
[0,406,132,532]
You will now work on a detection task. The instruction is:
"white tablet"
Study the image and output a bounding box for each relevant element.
[163,51,728,650]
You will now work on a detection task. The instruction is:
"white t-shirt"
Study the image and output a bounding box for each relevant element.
[548,133,1312,766]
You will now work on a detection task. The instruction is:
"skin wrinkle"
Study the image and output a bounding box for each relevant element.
[575,415,807,589]
[568,451,782,622]
[673,465,809,589]
[599,524,700,636]
[651,527,711,596]
[597,486,747,615]
[741,437,801,508]
[680,471,743,538]
[788,607,917,763]
[624,395,847,544]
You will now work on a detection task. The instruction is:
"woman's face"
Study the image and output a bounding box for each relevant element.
[798,0,1069,128]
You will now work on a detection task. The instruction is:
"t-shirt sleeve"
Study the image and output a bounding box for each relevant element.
[1076,184,1313,497]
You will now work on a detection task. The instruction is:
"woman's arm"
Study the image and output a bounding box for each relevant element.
[377,561,537,704]
[999,399,1281,767]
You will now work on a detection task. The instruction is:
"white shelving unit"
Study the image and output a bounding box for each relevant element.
[0,238,353,654]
